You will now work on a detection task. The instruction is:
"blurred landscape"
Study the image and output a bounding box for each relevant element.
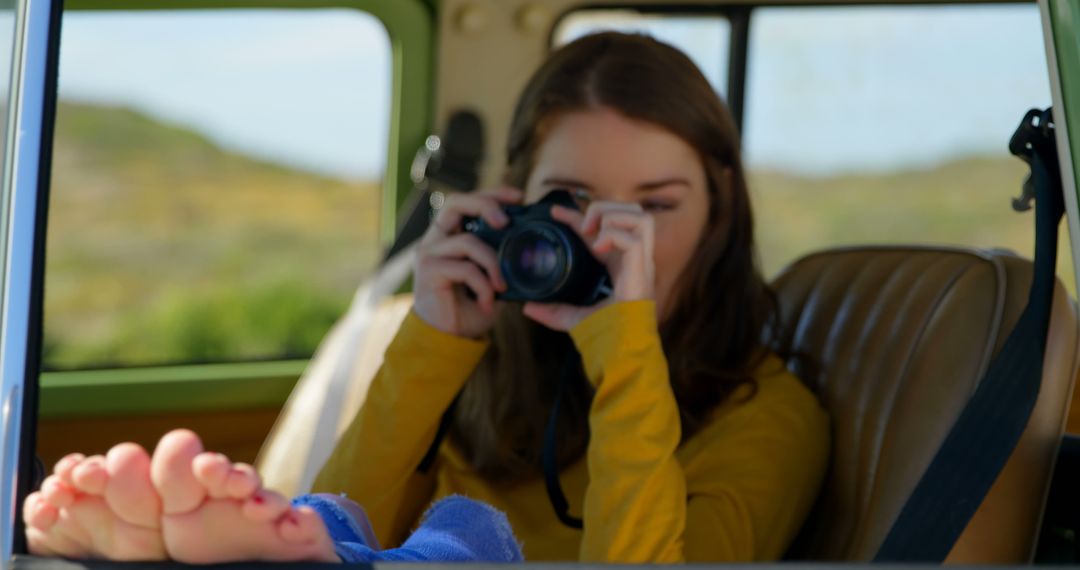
[750,158,1076,288]
[43,101,381,370]
[41,101,1074,371]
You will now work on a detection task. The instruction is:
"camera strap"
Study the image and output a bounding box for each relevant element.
[417,396,457,474]
[543,349,585,529]
[419,347,586,529]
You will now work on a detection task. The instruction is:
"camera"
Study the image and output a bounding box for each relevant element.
[463,189,612,306]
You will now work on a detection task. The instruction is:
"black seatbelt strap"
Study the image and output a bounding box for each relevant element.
[382,110,484,265]
[543,350,585,529]
[874,108,1066,561]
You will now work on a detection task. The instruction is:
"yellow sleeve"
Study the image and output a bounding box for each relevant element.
[311,309,490,547]
[570,300,687,562]
[569,301,830,563]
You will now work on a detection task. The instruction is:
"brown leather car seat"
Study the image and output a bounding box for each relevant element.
[772,246,1079,562]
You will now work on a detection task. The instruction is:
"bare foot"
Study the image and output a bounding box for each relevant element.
[151,429,338,563]
[23,445,167,560]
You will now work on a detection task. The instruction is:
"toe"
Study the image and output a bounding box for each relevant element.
[32,527,93,559]
[151,429,207,515]
[276,509,306,543]
[192,453,232,499]
[276,507,337,562]
[241,490,290,523]
[105,443,162,529]
[54,453,85,486]
[26,528,61,557]
[41,475,76,508]
[72,456,108,495]
[224,463,260,499]
[23,492,59,531]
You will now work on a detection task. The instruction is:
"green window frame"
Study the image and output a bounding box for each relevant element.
[38,0,433,418]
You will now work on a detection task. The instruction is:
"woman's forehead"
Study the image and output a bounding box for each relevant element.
[528,108,705,193]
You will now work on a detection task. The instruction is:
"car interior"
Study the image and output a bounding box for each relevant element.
[3,0,1080,567]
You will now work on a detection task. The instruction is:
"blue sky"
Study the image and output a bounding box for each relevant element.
[742,4,1051,176]
[58,4,1051,181]
[58,9,390,180]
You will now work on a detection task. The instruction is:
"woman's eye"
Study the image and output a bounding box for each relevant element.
[570,189,592,209]
[642,201,675,212]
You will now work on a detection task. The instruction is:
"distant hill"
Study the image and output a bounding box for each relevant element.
[44,101,382,370]
[749,156,1074,290]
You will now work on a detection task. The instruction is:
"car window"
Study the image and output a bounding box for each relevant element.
[42,9,391,370]
[741,4,1071,292]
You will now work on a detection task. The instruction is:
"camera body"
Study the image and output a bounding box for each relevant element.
[463,190,611,306]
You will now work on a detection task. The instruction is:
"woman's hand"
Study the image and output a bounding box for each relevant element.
[522,201,656,331]
[413,187,523,338]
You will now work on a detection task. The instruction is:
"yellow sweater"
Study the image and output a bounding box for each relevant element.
[313,300,830,562]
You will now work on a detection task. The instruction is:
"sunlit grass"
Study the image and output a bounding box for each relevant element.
[43,102,381,370]
[751,156,1077,295]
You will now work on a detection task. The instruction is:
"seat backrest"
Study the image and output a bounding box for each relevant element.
[256,242,415,497]
[773,246,1079,562]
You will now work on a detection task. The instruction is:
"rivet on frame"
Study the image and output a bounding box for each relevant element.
[516,4,550,35]
[455,3,489,35]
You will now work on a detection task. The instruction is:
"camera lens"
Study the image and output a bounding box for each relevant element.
[501,226,568,295]
[514,239,558,280]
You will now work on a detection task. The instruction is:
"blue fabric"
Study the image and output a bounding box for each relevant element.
[292,493,382,562]
[293,494,523,563]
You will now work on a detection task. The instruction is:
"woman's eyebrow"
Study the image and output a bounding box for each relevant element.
[638,177,690,191]
[541,177,592,190]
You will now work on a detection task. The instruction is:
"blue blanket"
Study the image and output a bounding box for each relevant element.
[293,494,524,563]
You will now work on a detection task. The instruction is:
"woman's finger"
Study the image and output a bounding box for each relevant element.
[601,212,654,255]
[553,203,648,242]
[598,211,652,233]
[428,188,523,238]
[427,259,496,313]
[592,227,641,255]
[550,205,585,229]
[581,201,644,236]
[522,301,583,331]
[422,233,506,291]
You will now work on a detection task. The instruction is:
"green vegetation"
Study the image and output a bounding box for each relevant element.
[42,101,1072,371]
[750,157,1076,293]
[44,101,381,370]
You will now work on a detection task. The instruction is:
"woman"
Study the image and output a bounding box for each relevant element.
[314,31,829,561]
[23,32,829,563]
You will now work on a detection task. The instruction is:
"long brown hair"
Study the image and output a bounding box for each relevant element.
[449,32,779,483]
